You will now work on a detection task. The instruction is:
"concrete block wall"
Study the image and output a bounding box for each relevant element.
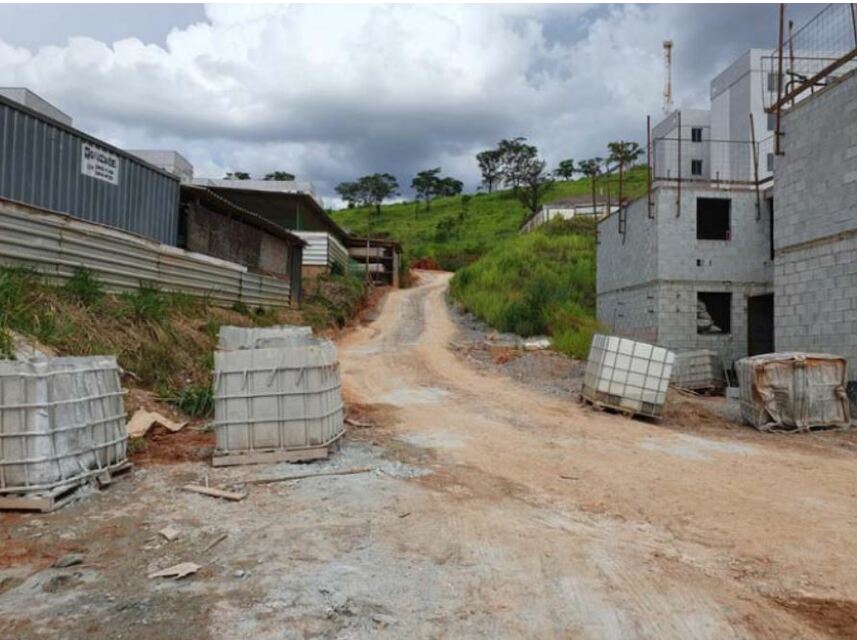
[774,70,857,250]
[597,183,774,366]
[657,280,772,368]
[596,196,657,295]
[654,187,773,284]
[774,70,857,386]
[774,235,857,379]
[597,285,659,344]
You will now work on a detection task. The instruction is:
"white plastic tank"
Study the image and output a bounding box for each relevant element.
[582,334,675,418]
[736,352,851,431]
[0,356,127,494]
[212,337,344,466]
[217,325,313,351]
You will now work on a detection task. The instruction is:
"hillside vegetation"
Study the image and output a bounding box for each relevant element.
[0,266,366,417]
[332,166,647,270]
[450,218,600,358]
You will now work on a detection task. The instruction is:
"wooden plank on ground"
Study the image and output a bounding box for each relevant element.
[182,485,247,501]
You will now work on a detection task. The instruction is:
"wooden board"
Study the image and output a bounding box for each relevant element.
[211,443,335,468]
[182,485,247,501]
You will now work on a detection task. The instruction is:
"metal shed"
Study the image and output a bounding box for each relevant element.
[0,93,180,245]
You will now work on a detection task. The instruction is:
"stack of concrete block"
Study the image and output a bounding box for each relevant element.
[212,326,343,466]
[672,350,725,391]
[582,334,675,419]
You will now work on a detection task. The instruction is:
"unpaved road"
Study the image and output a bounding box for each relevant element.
[2,270,857,637]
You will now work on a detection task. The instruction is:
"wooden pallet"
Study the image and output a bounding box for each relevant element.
[212,438,341,468]
[580,392,661,421]
[0,460,133,513]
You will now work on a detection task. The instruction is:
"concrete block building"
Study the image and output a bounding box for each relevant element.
[598,49,777,369]
[597,187,773,366]
[773,69,857,399]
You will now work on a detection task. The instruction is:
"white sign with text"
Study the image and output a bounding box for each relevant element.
[81,142,119,185]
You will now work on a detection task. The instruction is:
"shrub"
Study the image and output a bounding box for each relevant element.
[168,385,214,418]
[64,267,103,305]
[121,285,167,322]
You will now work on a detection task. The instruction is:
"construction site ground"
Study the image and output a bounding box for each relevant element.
[2,270,857,638]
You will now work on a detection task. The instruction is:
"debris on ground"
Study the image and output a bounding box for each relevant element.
[240,466,374,485]
[148,562,201,580]
[201,533,228,553]
[522,336,552,351]
[127,409,187,439]
[182,485,247,501]
[51,553,84,568]
[158,527,181,542]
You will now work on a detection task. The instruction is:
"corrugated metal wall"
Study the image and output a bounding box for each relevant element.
[295,231,330,266]
[0,95,180,245]
[0,198,291,308]
[294,231,349,269]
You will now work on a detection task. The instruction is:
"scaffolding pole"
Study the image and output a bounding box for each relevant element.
[749,113,762,221]
[675,110,682,217]
[647,115,654,219]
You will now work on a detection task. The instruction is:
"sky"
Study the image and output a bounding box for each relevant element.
[0,3,821,207]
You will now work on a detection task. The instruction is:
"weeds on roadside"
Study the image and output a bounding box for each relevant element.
[163,384,214,418]
[121,284,167,322]
[64,267,103,305]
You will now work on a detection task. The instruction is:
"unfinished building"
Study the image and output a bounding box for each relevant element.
[598,49,776,369]
[766,4,857,405]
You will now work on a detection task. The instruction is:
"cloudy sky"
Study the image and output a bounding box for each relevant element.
[0,3,819,206]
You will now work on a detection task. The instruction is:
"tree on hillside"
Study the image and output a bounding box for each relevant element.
[437,176,463,198]
[578,158,604,219]
[498,137,538,194]
[476,149,504,193]
[224,171,251,180]
[410,169,463,211]
[517,158,554,217]
[607,141,643,204]
[358,173,399,217]
[335,181,363,209]
[411,168,442,210]
[264,171,295,181]
[554,159,576,181]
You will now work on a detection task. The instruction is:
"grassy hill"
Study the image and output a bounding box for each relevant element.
[450,218,600,357]
[332,165,647,270]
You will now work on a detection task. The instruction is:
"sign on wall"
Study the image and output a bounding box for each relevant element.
[81,142,119,185]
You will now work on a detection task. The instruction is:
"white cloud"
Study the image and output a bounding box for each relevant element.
[0,3,794,201]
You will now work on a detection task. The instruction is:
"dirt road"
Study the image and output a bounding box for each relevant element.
[339,270,857,638]
[2,270,857,637]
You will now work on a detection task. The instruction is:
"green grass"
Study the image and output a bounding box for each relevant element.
[332,166,647,270]
[0,265,368,415]
[450,218,601,359]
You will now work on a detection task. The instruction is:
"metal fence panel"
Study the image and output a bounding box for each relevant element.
[0,95,180,245]
[0,198,291,308]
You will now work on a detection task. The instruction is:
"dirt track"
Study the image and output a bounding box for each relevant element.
[339,270,857,638]
[2,270,857,637]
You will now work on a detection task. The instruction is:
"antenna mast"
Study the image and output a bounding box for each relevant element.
[663,40,674,114]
